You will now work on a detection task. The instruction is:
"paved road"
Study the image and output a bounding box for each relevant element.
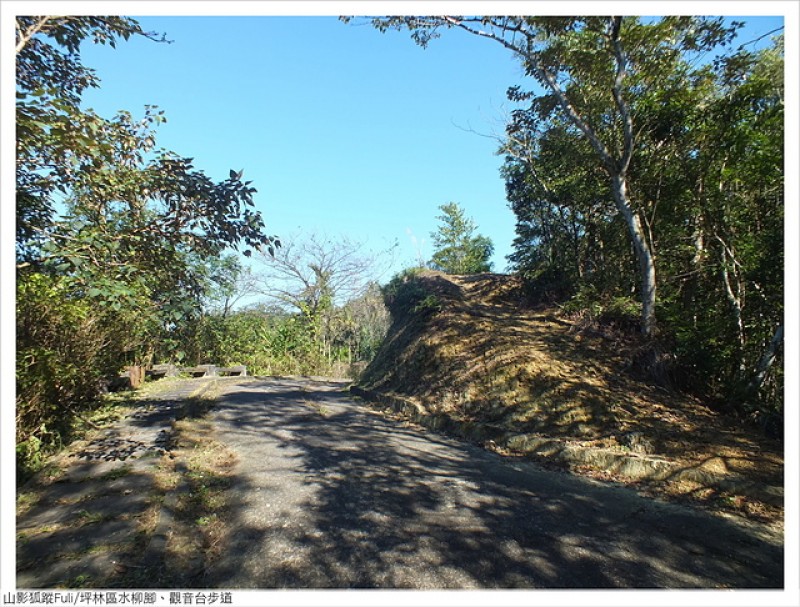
[201,377,783,589]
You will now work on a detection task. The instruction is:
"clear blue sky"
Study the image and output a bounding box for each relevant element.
[76,14,785,280]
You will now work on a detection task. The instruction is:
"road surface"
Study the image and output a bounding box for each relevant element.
[199,376,783,588]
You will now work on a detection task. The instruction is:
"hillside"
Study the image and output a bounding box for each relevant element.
[356,270,783,524]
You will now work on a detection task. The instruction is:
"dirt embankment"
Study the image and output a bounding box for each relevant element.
[356,270,783,525]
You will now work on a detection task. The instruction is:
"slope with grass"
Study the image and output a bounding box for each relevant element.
[357,270,783,524]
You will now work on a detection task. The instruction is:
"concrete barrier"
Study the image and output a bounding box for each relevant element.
[180,365,218,378]
[218,365,247,377]
[146,364,178,379]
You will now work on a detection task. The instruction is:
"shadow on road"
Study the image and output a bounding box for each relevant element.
[203,378,783,589]
[16,393,186,588]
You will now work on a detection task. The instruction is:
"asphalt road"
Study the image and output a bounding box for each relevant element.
[201,376,783,589]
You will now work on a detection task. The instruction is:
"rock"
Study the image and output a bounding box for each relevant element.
[621,431,655,455]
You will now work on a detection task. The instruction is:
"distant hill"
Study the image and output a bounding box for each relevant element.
[357,270,783,524]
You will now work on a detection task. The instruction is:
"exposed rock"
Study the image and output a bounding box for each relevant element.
[621,431,655,455]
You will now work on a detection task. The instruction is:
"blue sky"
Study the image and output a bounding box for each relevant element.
[75,14,786,282]
[2,7,790,275]
[78,16,525,278]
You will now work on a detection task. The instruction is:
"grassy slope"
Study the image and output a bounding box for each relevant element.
[360,271,783,519]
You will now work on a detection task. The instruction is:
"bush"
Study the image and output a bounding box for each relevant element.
[560,287,641,334]
[518,266,576,304]
[179,302,388,379]
[16,273,126,479]
[381,267,439,317]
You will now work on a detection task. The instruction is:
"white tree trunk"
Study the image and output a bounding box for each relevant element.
[444,16,658,335]
[610,175,657,335]
[747,323,784,395]
[718,246,746,371]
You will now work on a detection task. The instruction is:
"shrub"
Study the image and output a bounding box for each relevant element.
[560,287,640,334]
[16,273,125,479]
[381,267,437,317]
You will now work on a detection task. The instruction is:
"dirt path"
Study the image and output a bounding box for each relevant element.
[202,377,782,588]
[16,378,215,588]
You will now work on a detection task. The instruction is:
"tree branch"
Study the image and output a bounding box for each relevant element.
[609,17,635,176]
[443,16,618,171]
[16,16,57,53]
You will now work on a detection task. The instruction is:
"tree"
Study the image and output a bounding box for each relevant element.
[201,255,261,318]
[428,202,494,274]
[503,28,784,412]
[672,37,784,403]
[255,232,393,366]
[503,122,618,297]
[16,16,168,255]
[15,16,279,474]
[256,232,390,316]
[348,16,784,418]
[16,15,278,360]
[338,282,391,362]
[354,16,740,335]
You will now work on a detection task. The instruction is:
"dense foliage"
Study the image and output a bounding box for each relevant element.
[501,25,784,421]
[15,17,278,477]
[178,283,389,378]
[357,15,784,426]
[428,203,494,274]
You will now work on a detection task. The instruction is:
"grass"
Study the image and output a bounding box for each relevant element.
[96,464,134,481]
[156,422,236,586]
[77,509,109,525]
[105,380,235,588]
[16,491,40,517]
[16,377,239,589]
[359,271,784,526]
[17,385,153,485]
[119,384,238,587]
[67,574,92,588]
[302,398,332,417]
[104,384,236,588]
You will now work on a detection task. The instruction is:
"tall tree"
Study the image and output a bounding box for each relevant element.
[680,37,784,401]
[15,16,280,472]
[354,16,740,335]
[255,233,392,368]
[255,232,387,316]
[16,17,167,254]
[504,29,784,411]
[428,202,494,274]
[16,15,278,348]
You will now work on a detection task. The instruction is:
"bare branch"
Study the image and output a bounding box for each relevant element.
[255,232,392,314]
[737,26,784,51]
[450,16,617,171]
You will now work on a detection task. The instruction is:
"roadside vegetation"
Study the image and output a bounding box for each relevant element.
[360,271,783,524]
[16,15,783,496]
[16,379,239,588]
[360,16,783,434]
[14,18,388,478]
[131,385,238,588]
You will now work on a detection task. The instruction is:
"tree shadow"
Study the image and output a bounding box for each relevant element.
[363,272,783,501]
[200,379,783,589]
[16,384,212,589]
